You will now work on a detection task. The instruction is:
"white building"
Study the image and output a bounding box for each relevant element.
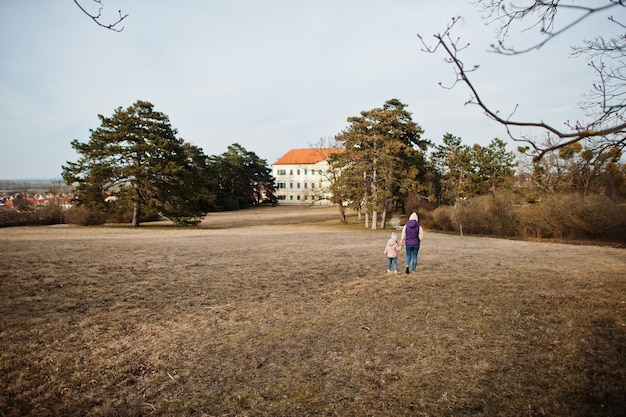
[272,148,342,205]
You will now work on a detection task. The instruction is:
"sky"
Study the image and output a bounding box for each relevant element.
[0,1,618,179]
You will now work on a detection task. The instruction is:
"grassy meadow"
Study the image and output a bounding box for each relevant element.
[1,206,625,416]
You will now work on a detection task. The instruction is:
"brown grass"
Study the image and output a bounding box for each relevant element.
[1,206,625,416]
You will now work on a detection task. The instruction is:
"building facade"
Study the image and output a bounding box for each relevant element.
[272,148,342,205]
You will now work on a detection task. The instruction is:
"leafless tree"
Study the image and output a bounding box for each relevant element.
[419,1,626,160]
[74,0,128,32]
[309,137,349,223]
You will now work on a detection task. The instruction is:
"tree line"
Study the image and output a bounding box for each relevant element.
[62,100,275,226]
[57,98,625,237]
[6,0,615,239]
[325,99,518,227]
[323,98,625,242]
[1,95,623,241]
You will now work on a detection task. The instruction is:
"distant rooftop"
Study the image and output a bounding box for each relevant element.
[273,148,343,165]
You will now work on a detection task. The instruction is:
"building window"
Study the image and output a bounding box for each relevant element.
[297,183,300,188]
[297,169,300,175]
[290,195,293,200]
[277,183,286,189]
[289,183,293,189]
[304,169,308,175]
[277,169,286,175]
[297,195,301,200]
[277,195,286,200]
[311,183,315,189]
[304,183,308,189]
[290,169,293,175]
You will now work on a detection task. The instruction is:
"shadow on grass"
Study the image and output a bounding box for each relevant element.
[574,315,626,416]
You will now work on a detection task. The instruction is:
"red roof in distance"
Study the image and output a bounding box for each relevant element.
[273,148,343,165]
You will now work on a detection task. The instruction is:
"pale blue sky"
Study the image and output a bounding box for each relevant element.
[0,1,615,179]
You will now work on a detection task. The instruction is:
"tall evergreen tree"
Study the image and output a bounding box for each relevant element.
[210,143,276,210]
[469,138,516,196]
[154,142,217,225]
[335,99,429,229]
[431,134,515,205]
[62,100,214,226]
[430,133,472,205]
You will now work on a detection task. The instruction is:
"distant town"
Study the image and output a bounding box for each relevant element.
[0,179,74,210]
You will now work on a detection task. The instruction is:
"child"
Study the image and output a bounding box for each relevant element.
[383,232,402,274]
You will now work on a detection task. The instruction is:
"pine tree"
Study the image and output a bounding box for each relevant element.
[210,143,276,210]
[63,100,214,226]
[335,99,430,229]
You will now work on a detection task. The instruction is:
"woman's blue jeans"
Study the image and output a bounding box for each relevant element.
[405,244,420,272]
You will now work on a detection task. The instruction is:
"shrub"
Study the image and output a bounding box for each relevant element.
[404,194,436,216]
[169,216,202,226]
[574,195,626,242]
[519,193,626,242]
[0,208,26,227]
[488,192,521,236]
[455,196,493,235]
[430,192,520,237]
[428,205,456,232]
[0,205,64,227]
[105,208,133,223]
[64,206,107,226]
[31,205,64,225]
[456,193,519,236]
[519,195,572,239]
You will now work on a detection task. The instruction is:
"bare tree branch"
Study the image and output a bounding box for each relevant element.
[476,0,621,55]
[419,2,626,160]
[73,0,128,32]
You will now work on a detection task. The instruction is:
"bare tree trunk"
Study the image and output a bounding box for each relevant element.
[338,204,347,224]
[371,163,378,230]
[381,207,387,229]
[132,202,141,227]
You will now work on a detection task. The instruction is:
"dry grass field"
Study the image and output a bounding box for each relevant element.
[1,206,625,417]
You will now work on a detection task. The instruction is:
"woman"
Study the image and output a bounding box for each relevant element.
[400,212,424,274]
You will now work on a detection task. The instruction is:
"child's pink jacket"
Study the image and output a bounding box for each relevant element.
[384,239,402,258]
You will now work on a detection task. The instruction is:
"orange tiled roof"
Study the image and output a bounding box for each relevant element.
[273,148,343,165]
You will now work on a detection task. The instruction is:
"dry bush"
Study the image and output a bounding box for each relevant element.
[402,195,439,232]
[30,205,64,226]
[454,193,519,237]
[487,191,521,236]
[455,196,492,235]
[403,194,422,215]
[427,192,625,244]
[519,194,576,240]
[404,195,435,221]
[0,207,26,227]
[104,205,161,224]
[0,205,64,227]
[63,206,107,226]
[575,197,626,242]
[519,193,626,242]
[427,205,456,232]
[104,208,134,223]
